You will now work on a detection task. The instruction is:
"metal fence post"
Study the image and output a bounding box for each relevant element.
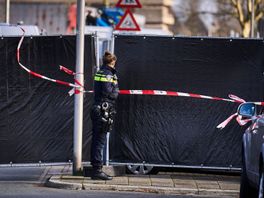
[5,0,10,24]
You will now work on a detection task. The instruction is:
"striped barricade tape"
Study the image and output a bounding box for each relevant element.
[85,90,263,129]
[116,90,264,107]
[59,65,84,95]
[17,27,82,91]
[17,28,264,129]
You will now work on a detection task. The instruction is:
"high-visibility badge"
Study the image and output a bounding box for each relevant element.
[115,9,140,31]
[116,0,142,8]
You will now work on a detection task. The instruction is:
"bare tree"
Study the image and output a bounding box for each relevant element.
[217,0,264,37]
[172,0,210,36]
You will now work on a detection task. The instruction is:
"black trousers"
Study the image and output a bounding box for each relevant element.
[90,105,108,169]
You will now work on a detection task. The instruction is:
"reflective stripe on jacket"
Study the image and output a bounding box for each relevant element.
[93,65,119,104]
[94,74,118,84]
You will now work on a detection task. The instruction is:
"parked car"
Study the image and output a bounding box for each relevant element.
[126,164,158,175]
[238,102,264,198]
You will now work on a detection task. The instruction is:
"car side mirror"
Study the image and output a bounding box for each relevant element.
[237,102,256,118]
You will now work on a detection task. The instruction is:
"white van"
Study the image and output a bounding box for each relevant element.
[0,23,40,36]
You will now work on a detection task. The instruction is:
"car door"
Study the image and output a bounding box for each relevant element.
[250,115,264,185]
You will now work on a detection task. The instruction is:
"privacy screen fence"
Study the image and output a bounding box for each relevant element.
[0,35,94,163]
[0,34,263,169]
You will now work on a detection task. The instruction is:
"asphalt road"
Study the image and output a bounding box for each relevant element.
[0,166,223,198]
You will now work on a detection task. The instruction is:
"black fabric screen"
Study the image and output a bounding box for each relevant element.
[111,35,264,168]
[1,34,263,168]
[0,35,94,163]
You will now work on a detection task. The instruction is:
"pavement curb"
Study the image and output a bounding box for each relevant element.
[45,176,82,190]
[46,176,239,197]
[83,183,198,195]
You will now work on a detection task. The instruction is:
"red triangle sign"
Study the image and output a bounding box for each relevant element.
[115,9,140,31]
[116,0,142,8]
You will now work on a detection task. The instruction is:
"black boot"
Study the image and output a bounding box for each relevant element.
[91,166,112,180]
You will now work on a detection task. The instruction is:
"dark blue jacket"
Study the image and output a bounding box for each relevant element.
[93,65,119,105]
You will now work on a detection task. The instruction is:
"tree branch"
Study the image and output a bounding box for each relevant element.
[255,11,264,21]
[256,0,263,4]
[247,0,252,13]
[231,0,238,6]
[198,11,235,16]
[236,0,245,23]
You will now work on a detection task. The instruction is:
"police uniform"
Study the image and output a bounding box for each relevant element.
[90,64,119,180]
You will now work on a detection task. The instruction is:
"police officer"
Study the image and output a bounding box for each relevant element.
[90,51,119,180]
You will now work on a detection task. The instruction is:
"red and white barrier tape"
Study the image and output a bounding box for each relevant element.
[17,28,80,89]
[86,90,263,129]
[216,94,262,129]
[215,94,252,129]
[117,91,264,129]
[83,89,264,107]
[118,90,243,103]
[87,89,264,106]
[17,28,264,129]
[59,65,76,76]
[217,113,261,130]
[59,65,85,95]
[84,90,239,103]
[119,90,263,106]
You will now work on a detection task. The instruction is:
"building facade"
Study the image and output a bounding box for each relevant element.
[0,0,175,34]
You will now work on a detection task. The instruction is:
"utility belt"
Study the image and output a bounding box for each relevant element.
[91,102,116,132]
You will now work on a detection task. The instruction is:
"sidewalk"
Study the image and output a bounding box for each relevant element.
[45,165,240,197]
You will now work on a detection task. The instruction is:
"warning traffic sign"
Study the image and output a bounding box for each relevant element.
[116,0,142,8]
[115,9,140,31]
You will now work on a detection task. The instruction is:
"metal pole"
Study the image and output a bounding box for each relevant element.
[73,0,85,175]
[105,132,110,166]
[251,0,255,38]
[95,33,100,72]
[5,0,10,24]
[110,34,115,54]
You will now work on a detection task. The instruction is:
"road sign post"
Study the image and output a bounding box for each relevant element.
[116,0,142,8]
[115,9,140,31]
[115,0,141,31]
